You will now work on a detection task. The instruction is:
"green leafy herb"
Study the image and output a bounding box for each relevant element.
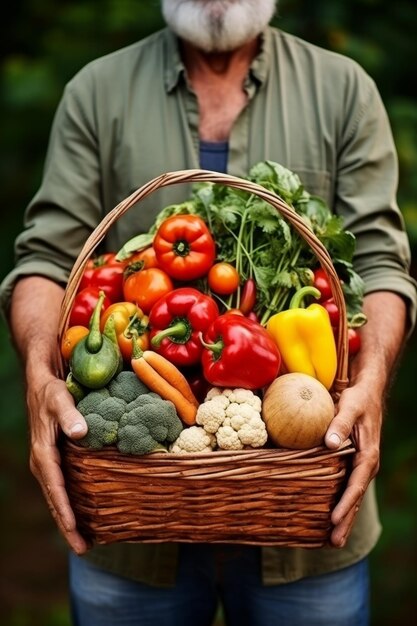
[116,161,366,323]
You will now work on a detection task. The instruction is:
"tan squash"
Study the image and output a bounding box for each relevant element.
[262,373,335,449]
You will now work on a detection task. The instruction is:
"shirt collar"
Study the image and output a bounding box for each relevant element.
[163,25,272,93]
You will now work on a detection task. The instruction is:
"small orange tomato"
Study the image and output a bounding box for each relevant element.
[130,247,160,269]
[123,267,174,313]
[208,263,240,295]
[61,325,89,361]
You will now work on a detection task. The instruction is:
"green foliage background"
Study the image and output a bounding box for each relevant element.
[0,1,416,624]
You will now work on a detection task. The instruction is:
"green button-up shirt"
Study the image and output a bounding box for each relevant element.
[1,26,416,586]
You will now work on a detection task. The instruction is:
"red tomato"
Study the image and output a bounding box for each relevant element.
[348,328,361,356]
[123,267,174,313]
[79,252,126,302]
[84,252,121,270]
[322,298,340,327]
[69,287,111,327]
[313,268,333,302]
[208,263,240,295]
[153,214,216,281]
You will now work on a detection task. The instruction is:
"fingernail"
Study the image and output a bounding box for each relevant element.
[328,433,341,447]
[70,423,85,436]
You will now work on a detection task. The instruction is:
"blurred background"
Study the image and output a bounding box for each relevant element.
[0,1,416,624]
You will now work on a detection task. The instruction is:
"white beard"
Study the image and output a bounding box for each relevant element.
[161,0,277,52]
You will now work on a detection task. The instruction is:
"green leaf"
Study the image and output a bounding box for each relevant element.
[152,201,197,231]
[115,232,154,261]
[301,195,332,226]
[252,265,277,291]
[247,200,292,242]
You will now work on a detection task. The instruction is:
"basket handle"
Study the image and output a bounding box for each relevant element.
[58,169,349,395]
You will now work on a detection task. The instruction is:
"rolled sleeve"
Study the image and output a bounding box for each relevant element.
[335,72,417,332]
[0,259,69,320]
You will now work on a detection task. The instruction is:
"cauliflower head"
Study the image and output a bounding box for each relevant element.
[196,387,267,450]
[169,426,216,454]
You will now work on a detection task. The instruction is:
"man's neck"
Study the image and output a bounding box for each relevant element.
[180,38,259,82]
[179,37,260,142]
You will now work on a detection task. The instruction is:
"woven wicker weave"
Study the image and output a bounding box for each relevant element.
[58,169,355,548]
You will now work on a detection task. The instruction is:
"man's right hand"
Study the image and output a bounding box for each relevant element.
[9,276,90,554]
[27,374,89,554]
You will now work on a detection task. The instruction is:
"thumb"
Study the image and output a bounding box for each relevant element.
[324,389,357,450]
[55,383,88,439]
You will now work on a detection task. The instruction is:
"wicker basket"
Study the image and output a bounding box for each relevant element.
[58,169,355,548]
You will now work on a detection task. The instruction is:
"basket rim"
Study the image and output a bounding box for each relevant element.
[63,437,355,462]
[57,168,349,394]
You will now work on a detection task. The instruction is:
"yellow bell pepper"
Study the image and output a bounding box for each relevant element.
[266,286,337,390]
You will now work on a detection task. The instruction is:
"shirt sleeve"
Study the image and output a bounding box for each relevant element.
[0,70,103,319]
[334,71,417,332]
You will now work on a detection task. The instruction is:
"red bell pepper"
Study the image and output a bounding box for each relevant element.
[153,214,216,281]
[200,314,281,389]
[149,287,219,367]
[69,286,111,328]
[79,252,125,302]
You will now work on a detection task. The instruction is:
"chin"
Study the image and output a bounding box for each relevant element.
[162,0,277,52]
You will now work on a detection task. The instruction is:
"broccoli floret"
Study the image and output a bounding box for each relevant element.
[108,371,150,402]
[95,396,127,422]
[118,396,183,455]
[78,413,119,449]
[76,388,110,415]
[77,392,125,450]
[75,371,183,455]
[117,421,166,455]
[125,392,160,412]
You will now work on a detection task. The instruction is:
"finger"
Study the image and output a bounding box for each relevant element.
[32,445,89,554]
[53,384,88,439]
[41,482,89,554]
[328,458,371,547]
[330,502,360,547]
[324,392,359,449]
[324,410,357,449]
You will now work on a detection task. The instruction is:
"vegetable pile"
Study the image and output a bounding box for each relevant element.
[62,161,367,455]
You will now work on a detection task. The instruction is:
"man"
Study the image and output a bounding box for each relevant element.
[1,1,415,624]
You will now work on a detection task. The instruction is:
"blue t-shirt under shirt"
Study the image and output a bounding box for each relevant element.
[199,140,229,173]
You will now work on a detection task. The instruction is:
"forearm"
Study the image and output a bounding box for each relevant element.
[10,276,65,382]
[349,291,407,399]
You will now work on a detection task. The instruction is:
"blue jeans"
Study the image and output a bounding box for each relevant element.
[69,545,369,626]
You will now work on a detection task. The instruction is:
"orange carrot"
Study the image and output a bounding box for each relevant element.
[142,350,199,407]
[131,344,197,425]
